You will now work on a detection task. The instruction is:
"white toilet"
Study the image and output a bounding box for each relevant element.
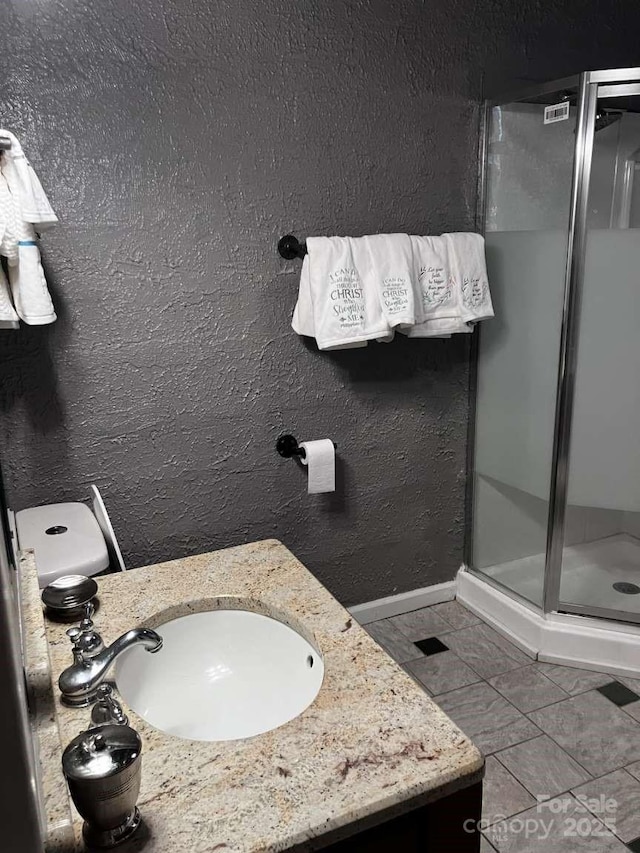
[14,485,126,589]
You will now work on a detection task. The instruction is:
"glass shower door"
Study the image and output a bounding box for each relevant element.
[557,82,640,622]
[470,82,579,606]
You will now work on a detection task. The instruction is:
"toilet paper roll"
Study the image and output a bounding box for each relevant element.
[300,439,335,494]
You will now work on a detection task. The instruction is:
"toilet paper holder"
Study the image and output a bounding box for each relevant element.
[276,434,337,460]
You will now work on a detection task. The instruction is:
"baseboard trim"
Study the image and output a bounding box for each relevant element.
[456,568,541,658]
[349,581,456,624]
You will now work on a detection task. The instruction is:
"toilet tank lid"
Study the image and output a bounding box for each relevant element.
[16,502,109,588]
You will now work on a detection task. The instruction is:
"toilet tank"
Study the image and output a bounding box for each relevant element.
[16,503,109,589]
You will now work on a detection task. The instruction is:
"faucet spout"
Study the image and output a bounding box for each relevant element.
[108,628,164,658]
[59,627,163,707]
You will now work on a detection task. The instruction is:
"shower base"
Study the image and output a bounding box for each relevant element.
[479,534,640,616]
[457,534,640,679]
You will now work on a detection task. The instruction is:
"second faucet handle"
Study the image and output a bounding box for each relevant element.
[79,602,96,631]
[66,627,86,665]
[90,684,129,727]
[66,604,104,660]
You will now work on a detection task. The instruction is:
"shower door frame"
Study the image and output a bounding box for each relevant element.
[469,67,640,625]
[548,68,640,624]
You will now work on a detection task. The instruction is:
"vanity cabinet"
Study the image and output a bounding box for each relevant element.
[319,782,483,853]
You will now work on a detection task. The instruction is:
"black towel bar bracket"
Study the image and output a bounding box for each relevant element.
[277,235,307,260]
[276,434,337,460]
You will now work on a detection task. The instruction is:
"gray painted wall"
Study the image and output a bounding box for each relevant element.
[0,0,639,605]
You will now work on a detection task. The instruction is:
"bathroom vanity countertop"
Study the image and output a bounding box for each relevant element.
[39,539,483,852]
[20,550,76,851]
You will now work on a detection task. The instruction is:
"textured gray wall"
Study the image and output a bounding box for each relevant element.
[0,0,639,605]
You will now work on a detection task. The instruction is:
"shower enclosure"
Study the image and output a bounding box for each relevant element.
[467,67,640,638]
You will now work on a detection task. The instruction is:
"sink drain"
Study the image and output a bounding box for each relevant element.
[613,582,640,595]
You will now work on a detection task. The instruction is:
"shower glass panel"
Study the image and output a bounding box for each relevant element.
[558,85,640,620]
[471,84,579,606]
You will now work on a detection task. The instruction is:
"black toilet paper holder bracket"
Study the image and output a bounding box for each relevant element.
[276,434,337,460]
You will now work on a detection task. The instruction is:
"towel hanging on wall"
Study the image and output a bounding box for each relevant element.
[290,231,493,350]
[292,236,390,350]
[362,233,416,331]
[0,130,58,326]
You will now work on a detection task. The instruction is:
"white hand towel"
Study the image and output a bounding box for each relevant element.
[0,265,19,328]
[292,247,368,349]
[410,235,457,322]
[0,178,56,324]
[347,236,395,343]
[292,236,388,350]
[291,255,315,338]
[362,233,416,329]
[8,241,57,325]
[0,170,19,263]
[0,142,57,326]
[0,130,57,229]
[444,232,494,323]
[404,235,458,337]
[407,318,473,338]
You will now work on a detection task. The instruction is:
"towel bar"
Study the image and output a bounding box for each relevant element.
[276,434,337,460]
[277,235,307,260]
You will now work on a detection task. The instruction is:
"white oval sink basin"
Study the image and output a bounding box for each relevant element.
[115,609,324,742]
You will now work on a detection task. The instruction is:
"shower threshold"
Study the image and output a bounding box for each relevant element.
[479,534,640,615]
[457,536,640,679]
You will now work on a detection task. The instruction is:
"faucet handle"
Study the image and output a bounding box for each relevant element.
[79,601,96,631]
[78,603,104,658]
[66,628,86,665]
[67,613,104,660]
[66,626,82,645]
[91,683,129,727]
[66,628,86,664]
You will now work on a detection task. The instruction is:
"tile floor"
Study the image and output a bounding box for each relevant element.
[361,599,640,851]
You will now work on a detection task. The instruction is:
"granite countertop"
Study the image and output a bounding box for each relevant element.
[31,539,483,853]
[19,550,76,851]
